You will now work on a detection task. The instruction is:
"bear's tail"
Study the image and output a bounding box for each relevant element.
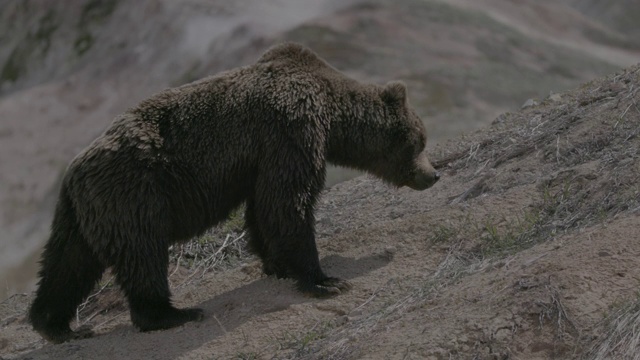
[28,181,105,343]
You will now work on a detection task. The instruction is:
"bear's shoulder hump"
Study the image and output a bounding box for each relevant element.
[257,42,324,67]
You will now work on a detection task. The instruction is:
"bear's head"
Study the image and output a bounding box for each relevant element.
[327,78,440,190]
[372,81,440,190]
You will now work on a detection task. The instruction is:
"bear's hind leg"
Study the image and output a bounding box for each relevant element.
[113,237,203,332]
[29,217,105,343]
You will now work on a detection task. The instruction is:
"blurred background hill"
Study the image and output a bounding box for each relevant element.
[1,0,638,301]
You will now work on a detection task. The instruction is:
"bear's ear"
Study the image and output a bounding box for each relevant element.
[381,81,407,104]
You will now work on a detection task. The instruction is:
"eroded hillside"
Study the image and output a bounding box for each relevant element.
[2,0,640,301]
[1,61,639,360]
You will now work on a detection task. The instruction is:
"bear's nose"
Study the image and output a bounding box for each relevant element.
[434,172,441,182]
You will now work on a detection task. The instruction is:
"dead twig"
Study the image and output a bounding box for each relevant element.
[179,231,246,287]
[449,174,491,204]
[76,276,115,324]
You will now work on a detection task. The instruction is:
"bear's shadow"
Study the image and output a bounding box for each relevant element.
[21,253,391,360]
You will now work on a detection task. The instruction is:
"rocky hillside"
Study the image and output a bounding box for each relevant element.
[1,54,639,360]
[1,0,639,324]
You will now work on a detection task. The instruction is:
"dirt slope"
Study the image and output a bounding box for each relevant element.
[1,62,639,359]
[3,0,640,301]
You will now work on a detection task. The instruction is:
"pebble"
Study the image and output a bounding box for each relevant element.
[521,98,538,109]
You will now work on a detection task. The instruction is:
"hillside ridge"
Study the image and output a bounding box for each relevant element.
[1,61,639,359]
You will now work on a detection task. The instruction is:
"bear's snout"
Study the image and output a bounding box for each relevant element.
[406,151,439,190]
[407,170,439,190]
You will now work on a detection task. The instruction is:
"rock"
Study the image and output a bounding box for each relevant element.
[549,93,562,102]
[521,98,538,109]
[384,246,397,260]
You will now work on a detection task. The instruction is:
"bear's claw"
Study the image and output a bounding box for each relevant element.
[36,325,94,344]
[303,277,352,298]
[320,277,352,291]
[133,306,205,332]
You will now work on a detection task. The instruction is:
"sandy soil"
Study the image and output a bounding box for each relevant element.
[1,62,639,359]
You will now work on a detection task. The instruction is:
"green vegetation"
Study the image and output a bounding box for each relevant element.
[587,294,640,359]
[221,205,246,234]
[275,320,336,356]
[1,9,59,83]
[1,47,27,83]
[33,9,59,53]
[426,187,566,259]
[477,210,541,258]
[77,0,118,29]
[168,205,248,282]
[73,33,94,57]
[74,0,118,56]
[430,223,460,243]
[235,352,261,360]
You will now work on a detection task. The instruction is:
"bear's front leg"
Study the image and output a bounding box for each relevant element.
[278,228,352,297]
[253,164,351,297]
[262,214,351,297]
[307,276,353,297]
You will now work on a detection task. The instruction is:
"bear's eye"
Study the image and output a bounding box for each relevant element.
[418,132,426,151]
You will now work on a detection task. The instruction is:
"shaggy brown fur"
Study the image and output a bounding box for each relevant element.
[29,42,439,343]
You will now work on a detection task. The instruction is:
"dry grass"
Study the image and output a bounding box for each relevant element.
[0,293,29,327]
[169,231,248,288]
[283,235,496,359]
[70,216,252,333]
[282,64,640,359]
[35,65,639,359]
[536,283,579,342]
[586,297,640,360]
[168,205,251,287]
[436,66,640,237]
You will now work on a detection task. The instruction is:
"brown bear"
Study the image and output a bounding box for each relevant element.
[29,42,440,343]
